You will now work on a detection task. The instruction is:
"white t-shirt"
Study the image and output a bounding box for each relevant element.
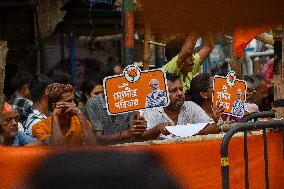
[142,101,213,139]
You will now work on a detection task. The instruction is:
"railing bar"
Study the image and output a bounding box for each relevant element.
[244,130,249,189]
[221,120,284,189]
[263,128,269,189]
[244,111,275,122]
[221,157,230,189]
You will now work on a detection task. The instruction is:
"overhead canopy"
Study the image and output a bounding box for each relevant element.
[54,9,122,37]
[137,0,284,35]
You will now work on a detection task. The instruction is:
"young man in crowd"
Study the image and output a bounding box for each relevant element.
[163,32,214,93]
[20,75,53,135]
[0,102,42,146]
[141,73,219,140]
[9,71,33,125]
[32,83,96,146]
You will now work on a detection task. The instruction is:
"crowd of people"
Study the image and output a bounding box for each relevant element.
[0,33,275,147]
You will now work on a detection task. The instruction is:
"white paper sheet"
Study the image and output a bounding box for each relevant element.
[165,123,209,138]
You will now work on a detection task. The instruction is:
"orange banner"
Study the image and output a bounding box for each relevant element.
[0,132,283,188]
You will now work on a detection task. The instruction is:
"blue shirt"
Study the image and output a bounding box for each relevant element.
[12,131,37,146]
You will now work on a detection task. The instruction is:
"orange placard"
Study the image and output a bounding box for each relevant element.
[212,71,247,117]
[104,65,169,115]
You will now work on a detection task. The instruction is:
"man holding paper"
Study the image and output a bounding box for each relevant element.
[142,74,219,140]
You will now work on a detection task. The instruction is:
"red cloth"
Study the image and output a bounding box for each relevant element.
[2,102,12,114]
[262,58,274,85]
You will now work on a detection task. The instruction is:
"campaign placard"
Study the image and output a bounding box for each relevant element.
[104,65,169,115]
[212,71,247,117]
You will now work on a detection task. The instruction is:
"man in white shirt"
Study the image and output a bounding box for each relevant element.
[142,73,219,140]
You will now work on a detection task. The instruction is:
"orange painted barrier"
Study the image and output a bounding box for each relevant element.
[0,132,283,189]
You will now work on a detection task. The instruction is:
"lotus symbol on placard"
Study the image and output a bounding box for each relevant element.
[124,65,141,83]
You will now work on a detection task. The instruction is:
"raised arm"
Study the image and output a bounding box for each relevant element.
[177,32,198,71]
[64,104,96,145]
[176,32,214,76]
[76,111,97,145]
[50,108,65,146]
[197,32,214,63]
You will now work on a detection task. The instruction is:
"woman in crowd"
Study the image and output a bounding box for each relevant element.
[81,79,104,105]
[244,75,259,114]
[188,73,241,126]
[32,83,96,146]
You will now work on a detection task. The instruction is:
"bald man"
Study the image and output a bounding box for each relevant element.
[0,102,42,146]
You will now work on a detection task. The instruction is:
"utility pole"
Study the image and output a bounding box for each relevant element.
[122,0,134,66]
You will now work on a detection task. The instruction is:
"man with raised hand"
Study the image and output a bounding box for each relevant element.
[163,32,214,93]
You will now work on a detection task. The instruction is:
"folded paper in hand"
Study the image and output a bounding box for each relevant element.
[165,123,209,138]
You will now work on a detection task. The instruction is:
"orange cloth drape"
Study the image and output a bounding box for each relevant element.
[233,26,271,57]
[0,132,283,189]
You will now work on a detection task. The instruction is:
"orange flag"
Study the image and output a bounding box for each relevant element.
[233,26,271,57]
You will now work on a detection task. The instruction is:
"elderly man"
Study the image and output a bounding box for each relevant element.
[32,83,96,146]
[145,79,167,108]
[142,73,219,140]
[0,102,41,146]
[232,89,245,117]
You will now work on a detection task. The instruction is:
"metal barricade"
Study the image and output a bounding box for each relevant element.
[244,110,275,122]
[221,120,284,189]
